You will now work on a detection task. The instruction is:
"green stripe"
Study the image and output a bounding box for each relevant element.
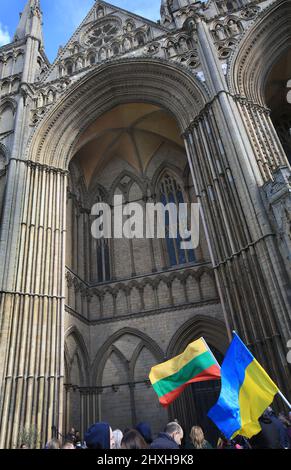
[152,351,216,398]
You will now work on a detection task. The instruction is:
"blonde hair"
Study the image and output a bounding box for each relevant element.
[189,426,206,449]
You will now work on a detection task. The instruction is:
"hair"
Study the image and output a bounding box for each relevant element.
[20,443,28,449]
[113,429,123,449]
[46,438,61,449]
[121,430,148,449]
[164,422,183,436]
[189,426,206,449]
[62,441,75,449]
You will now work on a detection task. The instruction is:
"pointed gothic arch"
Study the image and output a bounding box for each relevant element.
[92,327,164,387]
[167,315,229,357]
[64,325,90,384]
[228,0,291,104]
[26,57,209,169]
[108,169,146,203]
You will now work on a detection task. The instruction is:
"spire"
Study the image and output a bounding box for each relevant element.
[14,0,43,46]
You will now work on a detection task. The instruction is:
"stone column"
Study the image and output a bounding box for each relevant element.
[0,160,66,448]
[182,16,291,395]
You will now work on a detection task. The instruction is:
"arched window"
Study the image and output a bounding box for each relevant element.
[66,62,73,75]
[0,104,14,134]
[111,43,119,56]
[89,54,96,65]
[93,189,110,283]
[97,239,110,282]
[135,32,145,46]
[158,172,195,267]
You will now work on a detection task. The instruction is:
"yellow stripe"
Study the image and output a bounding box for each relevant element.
[149,338,207,385]
[232,359,279,439]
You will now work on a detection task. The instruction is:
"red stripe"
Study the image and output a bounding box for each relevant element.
[159,364,221,408]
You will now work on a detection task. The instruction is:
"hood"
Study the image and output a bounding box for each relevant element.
[85,422,110,449]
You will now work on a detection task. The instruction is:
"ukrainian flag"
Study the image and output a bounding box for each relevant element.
[208,332,279,439]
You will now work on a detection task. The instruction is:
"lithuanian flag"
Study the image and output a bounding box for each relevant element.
[149,338,221,407]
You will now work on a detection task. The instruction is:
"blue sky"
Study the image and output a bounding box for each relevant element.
[0,0,161,62]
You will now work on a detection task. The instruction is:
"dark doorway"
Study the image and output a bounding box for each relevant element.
[170,346,223,447]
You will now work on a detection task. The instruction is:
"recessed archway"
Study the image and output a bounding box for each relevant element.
[27,58,209,169]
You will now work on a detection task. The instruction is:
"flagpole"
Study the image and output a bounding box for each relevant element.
[278,390,291,409]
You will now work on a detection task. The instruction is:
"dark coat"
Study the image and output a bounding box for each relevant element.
[270,415,290,449]
[150,433,179,449]
[250,416,281,449]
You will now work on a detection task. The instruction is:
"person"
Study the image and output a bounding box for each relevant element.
[268,408,290,449]
[74,431,82,448]
[84,422,114,449]
[186,426,212,449]
[112,429,123,449]
[45,438,61,449]
[150,422,183,449]
[62,441,75,449]
[66,427,76,444]
[250,410,281,449]
[135,422,153,445]
[217,435,234,449]
[20,443,28,449]
[232,435,251,449]
[121,430,148,449]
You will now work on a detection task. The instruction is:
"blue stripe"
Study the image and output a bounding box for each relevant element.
[207,333,254,439]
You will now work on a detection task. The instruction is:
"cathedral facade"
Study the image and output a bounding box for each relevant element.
[0,0,290,448]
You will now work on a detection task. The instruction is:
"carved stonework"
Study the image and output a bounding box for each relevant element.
[262,168,291,274]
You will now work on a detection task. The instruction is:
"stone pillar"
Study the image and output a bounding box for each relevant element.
[0,160,66,448]
[181,16,291,396]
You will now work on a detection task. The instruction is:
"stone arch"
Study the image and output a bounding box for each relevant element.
[64,325,90,384]
[228,0,291,104]
[108,169,146,203]
[167,315,229,357]
[92,327,164,386]
[68,159,90,206]
[26,58,209,169]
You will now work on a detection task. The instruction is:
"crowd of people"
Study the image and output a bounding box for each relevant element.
[24,407,290,450]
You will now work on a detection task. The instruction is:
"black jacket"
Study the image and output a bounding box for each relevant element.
[150,433,179,449]
[250,416,281,449]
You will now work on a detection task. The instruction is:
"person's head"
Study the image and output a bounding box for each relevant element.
[45,438,61,449]
[121,430,148,450]
[112,429,123,449]
[135,423,153,445]
[62,441,75,449]
[84,422,113,449]
[164,422,184,446]
[20,443,28,449]
[190,426,206,449]
[70,427,76,434]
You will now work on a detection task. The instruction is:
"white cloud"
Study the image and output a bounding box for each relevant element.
[0,23,10,47]
[0,23,10,46]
